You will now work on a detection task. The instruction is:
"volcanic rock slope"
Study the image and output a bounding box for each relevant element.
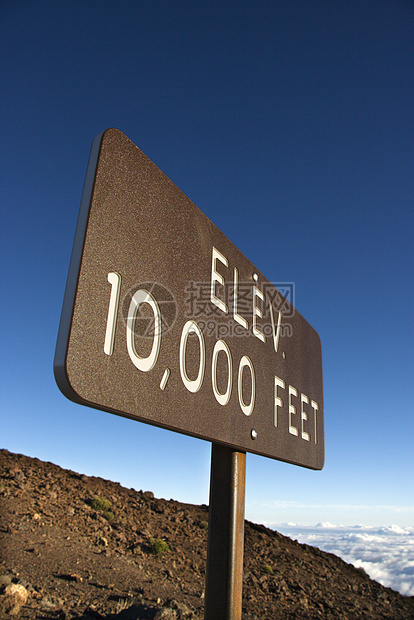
[0,449,413,619]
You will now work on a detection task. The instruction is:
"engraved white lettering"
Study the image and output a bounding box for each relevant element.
[211,247,228,314]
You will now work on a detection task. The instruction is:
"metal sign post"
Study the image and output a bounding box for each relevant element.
[54,129,325,620]
[205,444,246,620]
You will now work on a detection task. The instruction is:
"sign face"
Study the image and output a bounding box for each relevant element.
[54,129,324,469]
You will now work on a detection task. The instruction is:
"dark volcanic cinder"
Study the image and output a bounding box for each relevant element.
[1,449,413,619]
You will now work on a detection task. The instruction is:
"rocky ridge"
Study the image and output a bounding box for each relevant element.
[0,449,413,619]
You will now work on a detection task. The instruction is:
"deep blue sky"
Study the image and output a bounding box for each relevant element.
[1,0,413,527]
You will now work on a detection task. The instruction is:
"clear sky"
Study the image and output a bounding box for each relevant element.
[1,0,413,530]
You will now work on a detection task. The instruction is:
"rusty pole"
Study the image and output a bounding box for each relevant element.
[204,443,246,620]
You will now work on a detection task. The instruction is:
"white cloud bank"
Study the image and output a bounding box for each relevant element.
[269,523,414,596]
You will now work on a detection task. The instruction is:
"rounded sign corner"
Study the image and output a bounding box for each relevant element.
[53,356,83,407]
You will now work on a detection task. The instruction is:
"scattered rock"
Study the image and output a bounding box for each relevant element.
[0,583,29,615]
[1,448,413,620]
[56,573,83,583]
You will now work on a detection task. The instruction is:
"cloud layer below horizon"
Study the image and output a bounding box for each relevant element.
[270,523,414,597]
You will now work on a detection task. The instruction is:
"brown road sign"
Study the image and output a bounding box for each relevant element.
[54,129,324,469]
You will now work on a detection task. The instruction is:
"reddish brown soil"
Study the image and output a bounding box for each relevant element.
[1,449,413,619]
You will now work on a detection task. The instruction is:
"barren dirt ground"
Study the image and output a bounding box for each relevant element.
[1,450,413,619]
